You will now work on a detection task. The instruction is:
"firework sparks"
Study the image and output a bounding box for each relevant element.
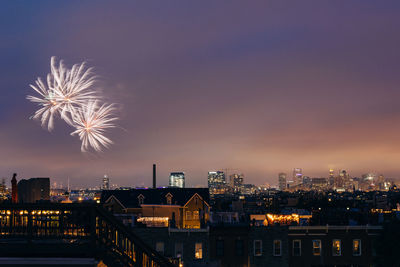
[27,57,118,152]
[70,100,117,152]
[50,57,97,125]
[26,76,59,131]
[27,56,97,129]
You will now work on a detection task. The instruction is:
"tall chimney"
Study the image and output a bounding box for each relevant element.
[153,164,156,189]
[11,173,18,204]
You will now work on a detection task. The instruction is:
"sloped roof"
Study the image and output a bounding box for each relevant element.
[101,188,210,208]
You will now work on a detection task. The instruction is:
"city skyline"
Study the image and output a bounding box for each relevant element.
[1,167,394,190]
[2,1,400,187]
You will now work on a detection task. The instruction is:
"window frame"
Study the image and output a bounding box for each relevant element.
[292,239,301,256]
[175,242,183,258]
[193,210,199,220]
[332,239,341,256]
[216,239,224,257]
[353,239,361,256]
[312,239,322,256]
[254,240,262,256]
[195,242,203,259]
[273,239,282,256]
[235,239,244,256]
[186,211,192,220]
[155,241,164,255]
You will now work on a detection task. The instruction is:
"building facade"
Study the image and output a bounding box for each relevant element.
[101,188,210,229]
[278,173,287,191]
[208,171,226,195]
[18,177,50,203]
[169,172,185,188]
[102,175,110,190]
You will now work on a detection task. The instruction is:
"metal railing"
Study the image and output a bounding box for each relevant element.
[0,203,176,267]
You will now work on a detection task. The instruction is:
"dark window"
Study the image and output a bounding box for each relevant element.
[273,240,282,256]
[235,239,244,256]
[293,240,301,256]
[175,242,183,258]
[254,240,262,256]
[216,240,224,257]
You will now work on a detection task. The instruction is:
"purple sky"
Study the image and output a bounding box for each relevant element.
[1,1,400,188]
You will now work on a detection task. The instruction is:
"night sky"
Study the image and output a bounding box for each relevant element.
[2,1,400,188]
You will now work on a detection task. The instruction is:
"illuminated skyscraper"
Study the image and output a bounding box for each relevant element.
[230,173,244,193]
[169,172,185,188]
[102,175,110,190]
[278,173,287,191]
[328,169,335,188]
[292,168,302,185]
[208,171,226,195]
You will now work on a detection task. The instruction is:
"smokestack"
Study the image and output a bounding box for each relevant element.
[11,173,18,204]
[153,164,156,189]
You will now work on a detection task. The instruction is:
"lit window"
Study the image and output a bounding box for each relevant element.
[312,240,321,256]
[254,240,262,256]
[273,240,282,256]
[195,242,203,259]
[353,239,361,256]
[332,239,341,256]
[293,240,301,256]
[216,240,224,257]
[156,242,164,255]
[193,211,199,220]
[186,211,192,220]
[175,242,183,258]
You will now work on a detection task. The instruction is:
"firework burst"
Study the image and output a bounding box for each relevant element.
[27,57,97,128]
[27,57,118,152]
[70,101,117,152]
[50,57,97,125]
[26,76,59,131]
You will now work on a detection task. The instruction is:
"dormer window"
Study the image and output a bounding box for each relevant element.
[138,194,145,205]
[166,193,173,205]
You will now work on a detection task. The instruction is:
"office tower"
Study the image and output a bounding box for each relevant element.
[334,170,348,190]
[0,178,5,194]
[292,168,303,185]
[364,173,376,184]
[302,176,311,188]
[377,174,385,190]
[208,171,226,195]
[278,173,287,191]
[102,175,110,190]
[328,169,335,188]
[169,172,185,188]
[230,173,244,193]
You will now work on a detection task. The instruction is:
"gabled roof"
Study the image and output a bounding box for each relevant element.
[101,188,210,208]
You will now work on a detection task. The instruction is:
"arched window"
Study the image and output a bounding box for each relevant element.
[166,193,173,205]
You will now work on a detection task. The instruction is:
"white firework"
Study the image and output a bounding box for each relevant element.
[28,57,118,152]
[70,100,117,152]
[50,57,97,124]
[26,76,59,131]
[27,56,97,129]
